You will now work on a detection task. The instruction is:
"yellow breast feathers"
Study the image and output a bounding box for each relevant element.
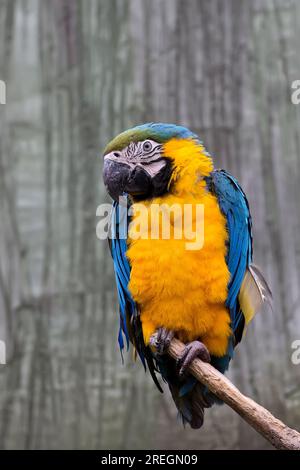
[126,139,232,357]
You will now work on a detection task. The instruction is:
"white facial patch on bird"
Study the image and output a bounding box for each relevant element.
[104,139,166,176]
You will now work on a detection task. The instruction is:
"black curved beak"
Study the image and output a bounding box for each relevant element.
[103,159,152,201]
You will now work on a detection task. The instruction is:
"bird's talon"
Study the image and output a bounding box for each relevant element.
[177,340,210,378]
[155,327,174,356]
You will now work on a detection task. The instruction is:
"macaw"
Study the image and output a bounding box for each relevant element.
[102,122,271,428]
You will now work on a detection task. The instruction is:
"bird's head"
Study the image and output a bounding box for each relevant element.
[102,122,213,201]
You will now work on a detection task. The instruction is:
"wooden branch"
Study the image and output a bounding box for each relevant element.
[150,334,300,450]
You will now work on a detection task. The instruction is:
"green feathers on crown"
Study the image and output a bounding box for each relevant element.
[103,122,201,155]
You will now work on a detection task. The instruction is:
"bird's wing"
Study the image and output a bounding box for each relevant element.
[207,169,271,346]
[108,197,163,391]
[108,199,135,351]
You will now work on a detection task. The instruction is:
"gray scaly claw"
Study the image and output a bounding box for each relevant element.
[177,340,211,378]
[154,327,174,355]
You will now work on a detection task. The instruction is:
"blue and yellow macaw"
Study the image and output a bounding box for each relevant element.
[103,123,271,428]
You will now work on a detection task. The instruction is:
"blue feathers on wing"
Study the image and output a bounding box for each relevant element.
[109,199,135,351]
[208,169,253,345]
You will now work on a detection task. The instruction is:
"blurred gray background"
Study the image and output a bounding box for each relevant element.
[0,0,300,450]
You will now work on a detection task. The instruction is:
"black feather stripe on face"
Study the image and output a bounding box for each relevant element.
[123,140,163,163]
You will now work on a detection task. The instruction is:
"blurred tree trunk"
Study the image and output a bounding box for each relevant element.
[0,0,300,450]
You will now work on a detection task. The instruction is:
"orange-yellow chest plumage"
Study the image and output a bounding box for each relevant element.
[126,139,232,357]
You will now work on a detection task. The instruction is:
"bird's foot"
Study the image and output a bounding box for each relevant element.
[177,340,210,378]
[152,327,174,355]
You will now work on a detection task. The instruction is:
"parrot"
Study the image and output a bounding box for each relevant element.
[102,122,272,429]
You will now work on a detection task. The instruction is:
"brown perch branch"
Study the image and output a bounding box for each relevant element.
[150,333,300,450]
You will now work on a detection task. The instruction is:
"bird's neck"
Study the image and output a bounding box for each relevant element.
[163,138,214,198]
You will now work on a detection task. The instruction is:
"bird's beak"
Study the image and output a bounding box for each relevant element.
[103,154,152,201]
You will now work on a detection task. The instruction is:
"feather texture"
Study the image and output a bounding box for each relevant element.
[239,264,272,327]
[207,169,253,346]
[108,199,163,391]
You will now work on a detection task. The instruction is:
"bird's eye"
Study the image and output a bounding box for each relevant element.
[142,140,152,152]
